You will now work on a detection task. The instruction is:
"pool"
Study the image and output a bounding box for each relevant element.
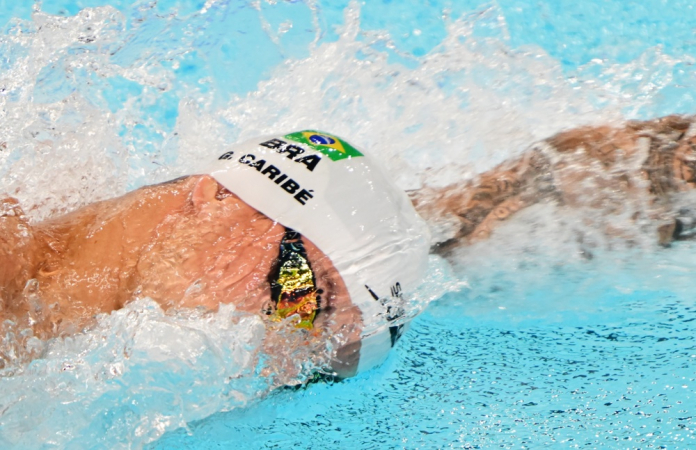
[0,0,694,448]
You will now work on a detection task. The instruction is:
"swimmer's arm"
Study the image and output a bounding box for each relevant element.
[0,198,40,302]
[411,116,696,250]
[409,148,554,252]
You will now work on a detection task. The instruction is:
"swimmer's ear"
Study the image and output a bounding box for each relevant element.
[191,175,219,211]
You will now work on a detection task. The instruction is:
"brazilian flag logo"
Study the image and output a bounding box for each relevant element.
[285,130,363,161]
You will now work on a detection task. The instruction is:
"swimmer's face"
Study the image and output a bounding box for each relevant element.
[135,175,285,312]
[134,176,362,377]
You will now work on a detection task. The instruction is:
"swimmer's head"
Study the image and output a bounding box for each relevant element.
[205,130,431,375]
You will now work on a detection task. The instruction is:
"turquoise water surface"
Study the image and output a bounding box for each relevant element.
[0,1,694,448]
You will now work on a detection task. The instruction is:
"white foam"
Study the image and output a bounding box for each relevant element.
[0,297,339,448]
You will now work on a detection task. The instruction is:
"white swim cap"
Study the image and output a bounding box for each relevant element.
[206,130,430,373]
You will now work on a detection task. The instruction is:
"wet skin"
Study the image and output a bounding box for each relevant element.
[413,115,696,251]
[0,175,360,376]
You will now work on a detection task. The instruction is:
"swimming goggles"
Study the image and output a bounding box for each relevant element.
[266,228,321,329]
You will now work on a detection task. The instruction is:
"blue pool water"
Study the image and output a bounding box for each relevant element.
[151,234,696,448]
[0,1,695,448]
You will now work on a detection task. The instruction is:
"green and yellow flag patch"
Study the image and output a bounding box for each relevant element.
[285,130,363,161]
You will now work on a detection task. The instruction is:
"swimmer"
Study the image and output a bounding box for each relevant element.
[1,116,695,377]
[0,130,431,378]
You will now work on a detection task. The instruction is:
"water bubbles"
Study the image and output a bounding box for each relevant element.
[0,298,291,447]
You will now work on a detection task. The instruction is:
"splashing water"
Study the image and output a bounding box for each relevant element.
[0,1,695,448]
